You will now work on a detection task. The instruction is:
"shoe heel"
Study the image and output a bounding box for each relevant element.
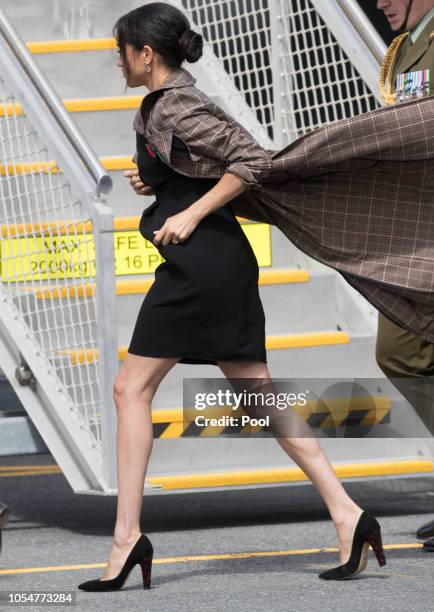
[139,554,153,589]
[367,528,386,567]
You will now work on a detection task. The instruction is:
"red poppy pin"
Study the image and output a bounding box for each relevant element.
[146,142,165,163]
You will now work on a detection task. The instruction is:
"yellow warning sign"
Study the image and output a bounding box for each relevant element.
[114,231,165,276]
[1,235,96,282]
[243,223,272,267]
[1,224,272,281]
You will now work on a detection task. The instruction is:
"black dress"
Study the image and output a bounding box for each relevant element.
[127,131,267,365]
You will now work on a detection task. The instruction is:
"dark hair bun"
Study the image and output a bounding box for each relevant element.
[177,28,203,63]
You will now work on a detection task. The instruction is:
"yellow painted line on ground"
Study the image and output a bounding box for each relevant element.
[0,469,61,478]
[0,542,424,576]
[2,460,430,485]
[26,38,117,54]
[145,460,434,490]
[0,466,60,477]
[0,465,57,471]
[0,465,61,477]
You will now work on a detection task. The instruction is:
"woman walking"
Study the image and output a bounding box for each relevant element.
[77,2,400,591]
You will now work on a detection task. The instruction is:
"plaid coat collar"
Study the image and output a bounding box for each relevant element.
[133,66,196,136]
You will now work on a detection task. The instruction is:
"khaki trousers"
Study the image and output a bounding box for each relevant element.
[375,312,434,435]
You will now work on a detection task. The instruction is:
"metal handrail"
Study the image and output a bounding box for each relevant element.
[0,7,113,196]
[337,0,387,64]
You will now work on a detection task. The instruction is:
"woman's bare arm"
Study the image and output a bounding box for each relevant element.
[152,172,246,246]
[188,172,246,223]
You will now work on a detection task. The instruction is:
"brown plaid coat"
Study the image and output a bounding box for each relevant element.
[132,67,434,343]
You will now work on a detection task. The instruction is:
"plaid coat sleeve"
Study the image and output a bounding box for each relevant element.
[156,87,273,190]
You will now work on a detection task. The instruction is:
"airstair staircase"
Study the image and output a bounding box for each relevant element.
[0,0,432,494]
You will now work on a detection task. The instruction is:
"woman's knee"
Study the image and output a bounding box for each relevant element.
[113,370,156,404]
[113,355,179,404]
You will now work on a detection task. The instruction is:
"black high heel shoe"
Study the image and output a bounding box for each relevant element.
[77,533,153,591]
[319,511,386,580]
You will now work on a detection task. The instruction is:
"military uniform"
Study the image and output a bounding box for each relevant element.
[377,10,434,435]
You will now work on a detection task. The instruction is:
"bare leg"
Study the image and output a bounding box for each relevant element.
[100,353,180,580]
[217,359,363,564]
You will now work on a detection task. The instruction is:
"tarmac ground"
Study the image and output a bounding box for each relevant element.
[0,453,433,612]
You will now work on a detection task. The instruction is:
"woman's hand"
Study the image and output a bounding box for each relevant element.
[124,169,155,196]
[153,208,201,246]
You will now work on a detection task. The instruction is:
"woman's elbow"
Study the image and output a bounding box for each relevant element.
[226,152,273,190]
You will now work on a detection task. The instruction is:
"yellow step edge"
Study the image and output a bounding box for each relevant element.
[137,399,392,437]
[1,219,94,238]
[0,158,255,220]
[258,268,309,285]
[26,38,117,54]
[266,331,350,350]
[146,460,434,490]
[0,157,276,182]
[56,333,350,365]
[86,397,391,438]
[23,269,310,300]
[1,214,256,238]
[0,160,60,175]
[0,156,135,176]
[0,96,144,117]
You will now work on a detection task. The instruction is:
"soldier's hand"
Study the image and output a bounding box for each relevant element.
[124,170,155,196]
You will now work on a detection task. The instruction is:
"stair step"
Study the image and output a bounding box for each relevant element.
[0,95,145,118]
[26,37,116,54]
[0,155,135,175]
[0,213,260,238]
[55,331,351,366]
[7,35,225,100]
[16,267,311,299]
[85,396,393,436]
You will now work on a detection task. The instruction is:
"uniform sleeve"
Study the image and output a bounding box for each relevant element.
[159,89,273,189]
